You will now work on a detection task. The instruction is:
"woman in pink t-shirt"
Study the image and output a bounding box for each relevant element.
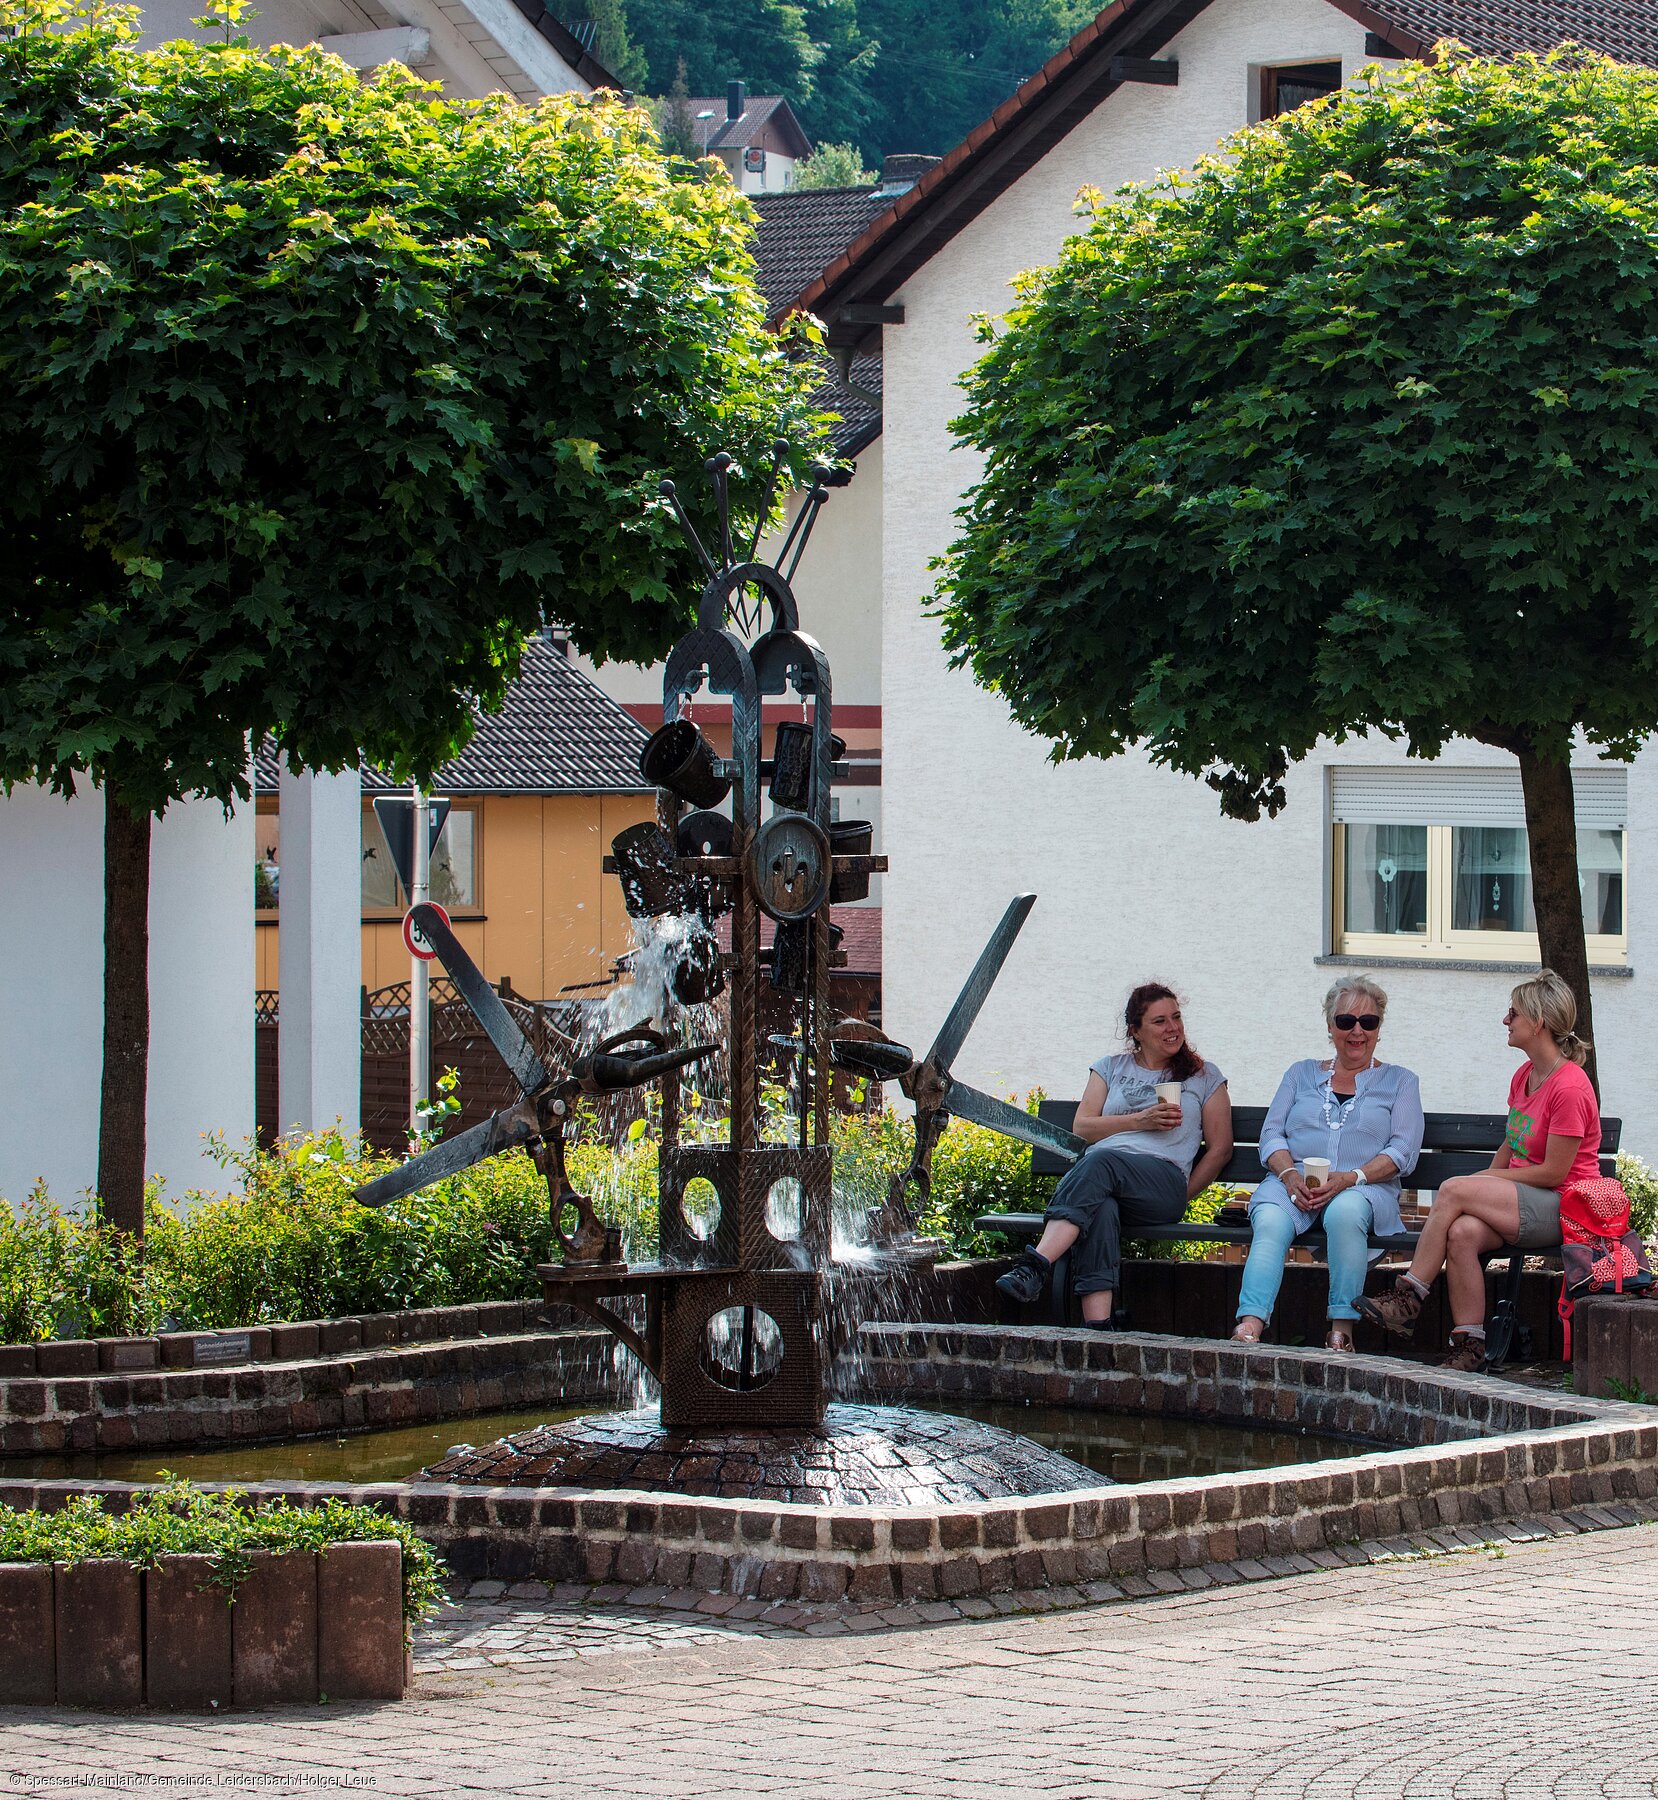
[1358,970,1598,1371]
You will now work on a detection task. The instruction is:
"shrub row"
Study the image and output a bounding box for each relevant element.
[0,1480,443,1626]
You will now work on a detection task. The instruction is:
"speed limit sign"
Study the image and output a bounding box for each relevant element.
[403,903,450,961]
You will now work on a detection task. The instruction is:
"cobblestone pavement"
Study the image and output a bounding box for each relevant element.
[6,1520,1658,1799]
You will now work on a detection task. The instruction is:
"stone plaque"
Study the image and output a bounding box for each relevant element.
[193,1332,252,1367]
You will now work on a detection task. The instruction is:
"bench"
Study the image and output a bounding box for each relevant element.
[974,1102,1623,1363]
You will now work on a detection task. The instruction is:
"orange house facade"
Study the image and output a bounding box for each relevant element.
[254,637,656,1003]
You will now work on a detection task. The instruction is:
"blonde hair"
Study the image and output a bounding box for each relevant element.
[1510,969,1592,1066]
[1324,974,1388,1026]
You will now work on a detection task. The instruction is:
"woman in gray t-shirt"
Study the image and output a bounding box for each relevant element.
[994,983,1232,1325]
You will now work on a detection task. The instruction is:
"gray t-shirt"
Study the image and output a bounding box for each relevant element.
[1085,1051,1227,1174]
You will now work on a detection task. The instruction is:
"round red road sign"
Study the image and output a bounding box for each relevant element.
[403,903,450,960]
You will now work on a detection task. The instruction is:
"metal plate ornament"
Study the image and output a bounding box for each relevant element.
[750,814,830,921]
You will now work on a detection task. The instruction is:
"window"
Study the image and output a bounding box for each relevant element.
[255,806,280,914]
[1260,60,1341,119]
[361,804,478,913]
[1330,767,1627,962]
[252,803,480,915]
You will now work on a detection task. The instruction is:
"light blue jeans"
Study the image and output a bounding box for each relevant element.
[1236,1188,1375,1323]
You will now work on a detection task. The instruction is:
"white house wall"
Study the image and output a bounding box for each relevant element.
[0,785,254,1208]
[880,0,1657,1152]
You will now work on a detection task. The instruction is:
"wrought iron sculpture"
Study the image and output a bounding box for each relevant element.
[351,445,1086,1431]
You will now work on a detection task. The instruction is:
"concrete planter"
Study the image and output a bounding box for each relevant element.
[0,1542,406,1709]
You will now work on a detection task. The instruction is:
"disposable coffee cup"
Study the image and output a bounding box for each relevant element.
[1302,1157,1332,1189]
[1155,1083,1182,1107]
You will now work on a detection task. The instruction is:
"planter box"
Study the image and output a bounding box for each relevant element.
[0,1545,407,1709]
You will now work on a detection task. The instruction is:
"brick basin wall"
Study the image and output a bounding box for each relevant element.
[2,1326,1652,1605]
[0,1330,624,1457]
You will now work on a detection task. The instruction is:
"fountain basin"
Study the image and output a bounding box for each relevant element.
[2,1323,1654,1604]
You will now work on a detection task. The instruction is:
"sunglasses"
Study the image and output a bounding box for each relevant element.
[1333,1013,1381,1031]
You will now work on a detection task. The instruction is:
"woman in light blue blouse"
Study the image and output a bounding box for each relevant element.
[1232,976,1424,1350]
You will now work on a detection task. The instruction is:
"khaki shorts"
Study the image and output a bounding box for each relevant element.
[1512,1184,1562,1249]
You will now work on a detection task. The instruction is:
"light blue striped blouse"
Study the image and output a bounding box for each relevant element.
[1254,1059,1425,1237]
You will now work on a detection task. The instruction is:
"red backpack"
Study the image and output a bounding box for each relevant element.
[1556,1177,1655,1355]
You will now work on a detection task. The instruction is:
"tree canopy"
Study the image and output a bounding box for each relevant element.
[936,48,1658,1064]
[0,1,823,1228]
[0,1,823,820]
[578,0,1093,165]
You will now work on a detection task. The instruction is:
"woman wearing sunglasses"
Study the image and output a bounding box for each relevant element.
[1358,970,1598,1370]
[1232,977,1423,1350]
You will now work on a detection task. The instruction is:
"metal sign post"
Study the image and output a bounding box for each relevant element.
[409,786,430,1139]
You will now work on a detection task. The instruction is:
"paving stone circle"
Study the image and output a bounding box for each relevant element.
[420,1400,1103,1503]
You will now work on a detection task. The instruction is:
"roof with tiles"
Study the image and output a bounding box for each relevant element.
[752,187,894,459]
[506,1,620,90]
[253,635,652,796]
[786,0,1658,339]
[687,94,813,156]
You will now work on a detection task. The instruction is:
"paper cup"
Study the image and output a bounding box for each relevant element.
[1155,1083,1182,1107]
[1302,1157,1332,1189]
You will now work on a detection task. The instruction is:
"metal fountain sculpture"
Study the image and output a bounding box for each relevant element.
[352,446,1084,1431]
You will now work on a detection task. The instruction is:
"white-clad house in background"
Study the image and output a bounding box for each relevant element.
[777,0,1658,1147]
[0,23,615,1211]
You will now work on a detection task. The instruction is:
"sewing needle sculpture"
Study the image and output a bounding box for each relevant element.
[352,445,1085,1431]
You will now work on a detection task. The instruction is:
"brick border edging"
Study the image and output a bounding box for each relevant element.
[0,1543,406,1709]
[0,1330,624,1458]
[5,1326,1652,1605]
[0,1299,566,1380]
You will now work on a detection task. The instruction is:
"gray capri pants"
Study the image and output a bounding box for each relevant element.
[1044,1147,1188,1295]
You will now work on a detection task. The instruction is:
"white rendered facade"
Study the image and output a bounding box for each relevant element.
[875,0,1656,1149]
[0,783,255,1206]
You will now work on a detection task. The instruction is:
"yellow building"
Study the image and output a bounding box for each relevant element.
[254,636,656,1003]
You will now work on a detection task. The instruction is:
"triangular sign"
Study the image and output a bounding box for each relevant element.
[371,796,452,896]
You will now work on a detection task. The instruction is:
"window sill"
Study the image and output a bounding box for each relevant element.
[1317,952,1633,979]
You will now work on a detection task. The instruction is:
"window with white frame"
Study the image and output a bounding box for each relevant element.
[1330,766,1627,962]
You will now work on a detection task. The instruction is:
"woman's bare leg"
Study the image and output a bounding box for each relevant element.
[1033,1219,1081,1264]
[1410,1177,1522,1287]
[1446,1212,1504,1329]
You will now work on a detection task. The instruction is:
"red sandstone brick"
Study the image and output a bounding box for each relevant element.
[799,1561,850,1603]
[583,1543,615,1583]
[55,1559,142,1707]
[145,1554,232,1709]
[983,1509,1019,1549]
[655,1550,693,1587]
[0,1344,36,1377]
[891,1516,932,1551]
[758,1562,799,1600]
[1237,1523,1267,1558]
[830,1518,875,1553]
[897,1562,937,1600]
[317,1542,404,1702]
[0,1564,55,1702]
[233,1550,318,1707]
[779,1514,819,1551]
[938,1514,980,1551]
[37,1341,97,1378]
[691,1553,726,1590]
[847,1564,896,1602]
[317,1320,362,1356]
[1107,1540,1145,1574]
[613,1541,656,1585]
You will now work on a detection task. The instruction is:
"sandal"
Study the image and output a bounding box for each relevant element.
[1325,1325,1355,1353]
[1230,1320,1264,1344]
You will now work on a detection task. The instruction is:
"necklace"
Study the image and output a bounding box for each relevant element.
[1527,1054,1565,1096]
[1320,1061,1373,1131]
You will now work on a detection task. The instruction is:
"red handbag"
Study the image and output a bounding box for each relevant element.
[1556,1177,1654,1356]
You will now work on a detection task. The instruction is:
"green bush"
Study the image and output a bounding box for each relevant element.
[1618,1151,1658,1240]
[0,1480,442,1628]
[0,1095,1243,1338]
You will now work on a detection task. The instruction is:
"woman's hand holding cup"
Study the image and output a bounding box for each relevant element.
[1136,1100,1184,1131]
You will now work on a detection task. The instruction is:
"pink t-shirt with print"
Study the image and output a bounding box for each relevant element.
[1505,1060,1601,1188]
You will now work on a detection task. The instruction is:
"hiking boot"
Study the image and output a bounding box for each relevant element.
[1442,1331,1488,1374]
[1354,1277,1423,1341]
[995,1249,1050,1306]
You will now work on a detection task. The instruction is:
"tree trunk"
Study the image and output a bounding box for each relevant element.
[98,792,151,1241]
[1516,746,1598,1095]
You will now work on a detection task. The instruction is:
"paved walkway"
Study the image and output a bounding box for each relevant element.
[6,1523,1657,1798]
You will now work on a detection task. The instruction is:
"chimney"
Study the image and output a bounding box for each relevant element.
[727,80,746,122]
[877,152,941,195]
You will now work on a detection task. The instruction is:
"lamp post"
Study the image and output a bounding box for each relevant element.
[696,108,715,157]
